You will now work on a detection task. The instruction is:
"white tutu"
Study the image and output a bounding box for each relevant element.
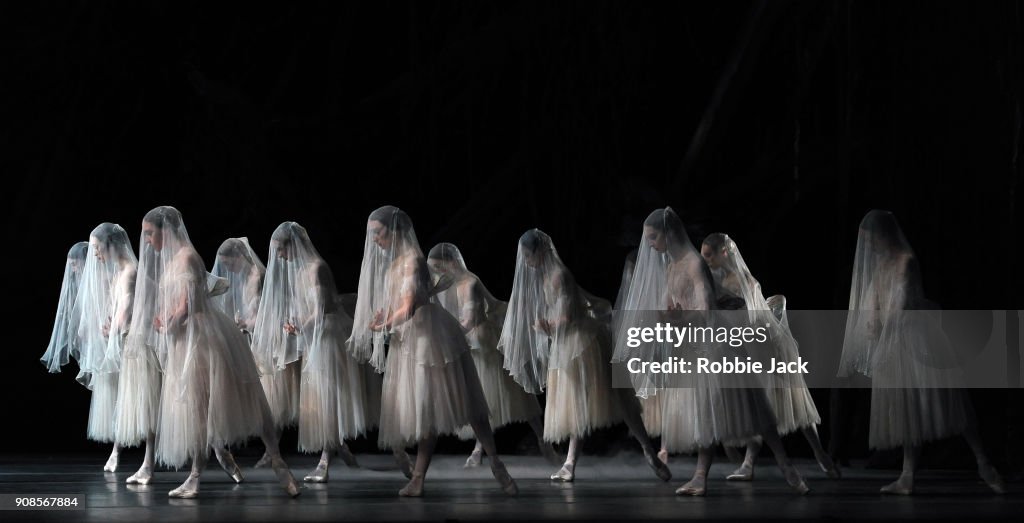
[542,319,620,443]
[156,310,269,469]
[456,347,542,440]
[660,347,777,452]
[113,352,161,447]
[86,372,119,443]
[867,315,968,449]
[297,312,369,452]
[377,303,490,449]
[261,362,300,430]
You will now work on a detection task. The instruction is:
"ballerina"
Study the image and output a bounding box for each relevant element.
[427,242,559,467]
[250,222,369,483]
[612,207,808,496]
[72,224,137,473]
[700,232,839,481]
[131,206,300,498]
[498,229,671,483]
[840,210,1004,495]
[40,241,89,373]
[614,248,669,465]
[347,206,518,497]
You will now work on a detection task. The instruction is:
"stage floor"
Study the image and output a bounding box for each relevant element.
[0,453,1017,522]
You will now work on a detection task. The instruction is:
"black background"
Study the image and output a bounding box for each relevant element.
[4,1,1022,467]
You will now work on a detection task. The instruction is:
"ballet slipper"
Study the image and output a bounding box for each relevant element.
[464,449,483,468]
[168,475,199,498]
[784,467,810,495]
[126,465,153,485]
[880,476,913,495]
[103,450,119,473]
[550,463,575,482]
[399,472,425,497]
[270,457,302,497]
[490,460,519,495]
[978,464,1005,494]
[215,450,244,484]
[820,457,841,480]
[726,463,754,481]
[644,448,672,481]
[675,473,706,496]
[303,460,329,483]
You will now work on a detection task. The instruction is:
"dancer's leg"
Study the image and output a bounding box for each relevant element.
[467,416,518,495]
[169,451,207,498]
[126,433,155,485]
[551,436,580,482]
[213,446,244,483]
[676,446,713,496]
[399,434,436,497]
[303,449,331,483]
[880,445,918,495]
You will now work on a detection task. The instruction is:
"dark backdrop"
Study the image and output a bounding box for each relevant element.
[4,1,1022,465]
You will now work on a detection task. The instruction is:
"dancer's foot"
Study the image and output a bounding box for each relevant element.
[645,448,672,481]
[168,475,199,498]
[550,463,575,482]
[820,456,842,480]
[394,450,413,479]
[399,473,424,497]
[103,450,119,473]
[303,460,329,483]
[216,451,244,484]
[727,463,754,481]
[880,475,913,495]
[338,446,360,468]
[491,460,519,495]
[675,473,706,496]
[657,448,669,465]
[784,466,810,495]
[464,449,483,468]
[540,442,561,466]
[271,457,302,497]
[254,452,273,469]
[126,465,153,485]
[979,464,1006,494]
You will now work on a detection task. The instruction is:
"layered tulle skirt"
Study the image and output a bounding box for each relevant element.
[156,310,269,468]
[543,321,621,443]
[114,350,161,447]
[867,315,968,449]
[261,362,301,430]
[660,347,777,452]
[297,312,370,452]
[456,346,543,440]
[86,372,119,443]
[377,303,490,449]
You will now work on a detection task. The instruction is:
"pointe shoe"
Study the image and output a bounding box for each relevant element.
[464,450,483,468]
[657,448,669,465]
[103,453,119,473]
[550,464,575,482]
[675,475,706,496]
[303,462,329,483]
[726,463,754,481]
[217,453,244,484]
[395,451,413,479]
[399,473,425,497]
[491,461,519,496]
[645,449,672,482]
[979,464,1006,494]
[821,457,842,480]
[784,467,810,495]
[169,477,199,499]
[338,447,360,468]
[270,457,302,498]
[880,477,913,495]
[126,468,153,485]
[254,452,273,468]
